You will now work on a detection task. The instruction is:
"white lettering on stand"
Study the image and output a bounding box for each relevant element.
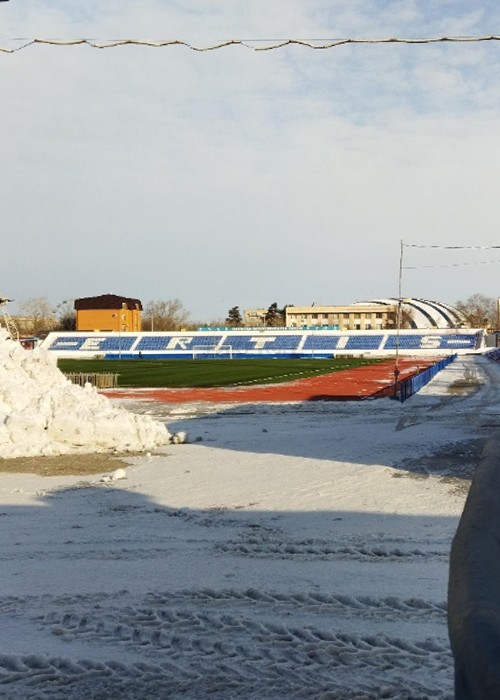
[250,337,277,350]
[420,336,442,349]
[167,337,194,350]
[81,338,106,350]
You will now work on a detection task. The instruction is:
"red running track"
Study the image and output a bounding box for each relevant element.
[103,357,439,404]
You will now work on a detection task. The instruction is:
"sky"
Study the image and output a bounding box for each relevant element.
[2,0,500,323]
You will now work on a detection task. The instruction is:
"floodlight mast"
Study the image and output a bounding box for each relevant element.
[0,297,19,342]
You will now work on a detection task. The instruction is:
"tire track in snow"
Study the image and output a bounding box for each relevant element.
[215,538,449,562]
[0,590,453,699]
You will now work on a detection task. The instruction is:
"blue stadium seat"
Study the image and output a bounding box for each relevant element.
[383,334,477,350]
[135,335,223,351]
[344,335,384,350]
[225,335,302,351]
[302,336,339,351]
[48,335,137,351]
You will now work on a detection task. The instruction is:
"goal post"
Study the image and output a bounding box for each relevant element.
[192,344,233,360]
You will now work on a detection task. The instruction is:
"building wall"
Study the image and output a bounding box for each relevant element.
[74,294,142,332]
[285,304,397,331]
[76,306,141,332]
[243,308,268,326]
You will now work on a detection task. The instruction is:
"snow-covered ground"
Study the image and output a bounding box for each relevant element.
[0,354,499,699]
[0,328,172,457]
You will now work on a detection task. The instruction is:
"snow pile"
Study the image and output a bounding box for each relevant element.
[0,329,171,457]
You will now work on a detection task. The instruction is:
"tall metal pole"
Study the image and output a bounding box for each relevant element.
[394,240,404,395]
[497,298,500,346]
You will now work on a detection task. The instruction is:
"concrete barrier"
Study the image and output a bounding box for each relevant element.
[448,432,500,698]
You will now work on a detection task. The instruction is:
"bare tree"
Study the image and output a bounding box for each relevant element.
[455,293,497,329]
[384,307,415,330]
[54,301,76,331]
[17,297,57,336]
[193,317,225,329]
[142,299,191,331]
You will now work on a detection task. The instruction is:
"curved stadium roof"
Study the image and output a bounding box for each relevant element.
[361,298,468,329]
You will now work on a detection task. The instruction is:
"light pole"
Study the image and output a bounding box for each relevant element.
[119,302,127,359]
[52,299,75,330]
[111,312,122,359]
[497,298,500,345]
[394,240,404,396]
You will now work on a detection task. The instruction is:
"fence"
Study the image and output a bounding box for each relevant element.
[397,354,457,402]
[64,372,119,388]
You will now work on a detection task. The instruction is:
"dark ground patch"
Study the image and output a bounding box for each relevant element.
[395,438,485,496]
[0,453,132,476]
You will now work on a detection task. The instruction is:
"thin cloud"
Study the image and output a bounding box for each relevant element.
[2,1,500,318]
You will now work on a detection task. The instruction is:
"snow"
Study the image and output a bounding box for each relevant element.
[0,328,171,456]
[0,344,498,698]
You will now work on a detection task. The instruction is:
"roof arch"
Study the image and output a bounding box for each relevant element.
[359,298,467,329]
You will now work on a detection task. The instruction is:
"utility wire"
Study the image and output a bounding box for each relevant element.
[404,244,500,250]
[404,260,500,269]
[1,35,500,54]
[403,244,500,267]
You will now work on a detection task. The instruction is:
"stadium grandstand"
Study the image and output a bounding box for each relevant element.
[40,327,485,359]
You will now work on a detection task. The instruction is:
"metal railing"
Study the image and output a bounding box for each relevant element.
[64,372,119,388]
[397,354,457,402]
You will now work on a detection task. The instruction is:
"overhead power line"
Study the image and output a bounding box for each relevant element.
[403,243,500,269]
[1,34,500,54]
[404,244,500,250]
[404,260,500,269]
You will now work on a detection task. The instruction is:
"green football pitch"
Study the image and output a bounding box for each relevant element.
[57,357,383,388]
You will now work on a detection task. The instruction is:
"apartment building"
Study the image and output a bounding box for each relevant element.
[285,304,397,330]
